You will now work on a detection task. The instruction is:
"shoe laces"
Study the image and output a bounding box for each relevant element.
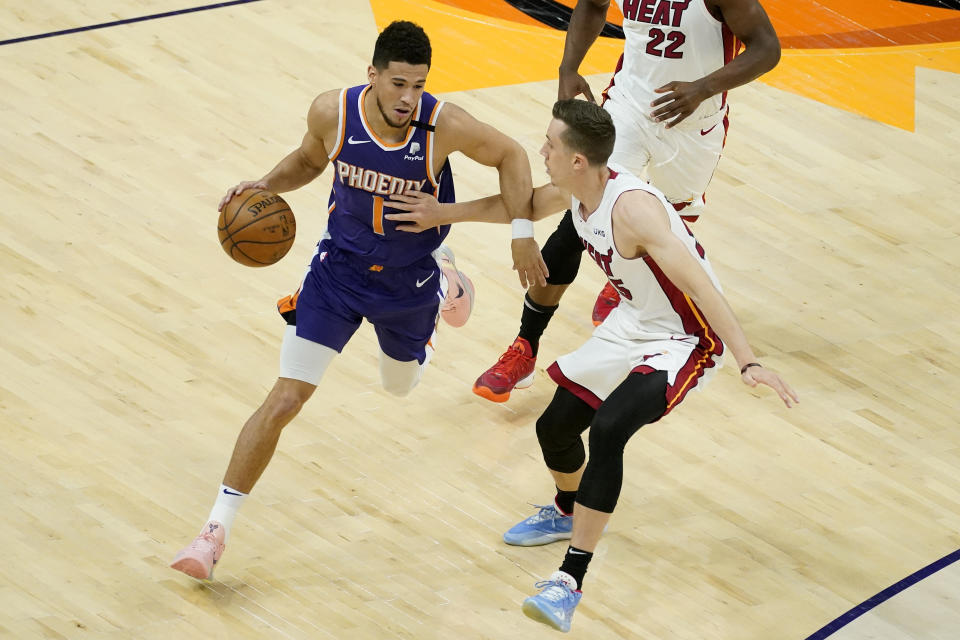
[489,342,531,378]
[526,504,561,524]
[190,530,220,552]
[532,580,577,605]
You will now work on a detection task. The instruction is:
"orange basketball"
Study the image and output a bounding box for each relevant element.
[217,189,296,267]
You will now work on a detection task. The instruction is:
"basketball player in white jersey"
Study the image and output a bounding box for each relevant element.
[474,0,781,405]
[386,99,797,632]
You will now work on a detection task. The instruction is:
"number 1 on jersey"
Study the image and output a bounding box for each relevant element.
[372,195,385,235]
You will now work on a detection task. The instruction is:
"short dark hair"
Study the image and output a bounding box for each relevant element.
[372,21,432,70]
[551,99,616,166]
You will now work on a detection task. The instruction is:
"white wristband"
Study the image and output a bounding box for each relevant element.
[511,218,535,239]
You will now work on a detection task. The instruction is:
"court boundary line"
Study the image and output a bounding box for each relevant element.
[805,547,960,639]
[0,0,264,47]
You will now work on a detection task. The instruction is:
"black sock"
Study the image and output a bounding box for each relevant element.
[554,488,577,516]
[517,293,558,356]
[559,545,593,590]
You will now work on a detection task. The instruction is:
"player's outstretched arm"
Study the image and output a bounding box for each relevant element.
[385,183,567,229]
[435,103,548,286]
[559,0,612,102]
[651,0,781,127]
[219,90,337,211]
[616,191,798,407]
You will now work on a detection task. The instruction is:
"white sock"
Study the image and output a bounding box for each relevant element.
[207,484,248,541]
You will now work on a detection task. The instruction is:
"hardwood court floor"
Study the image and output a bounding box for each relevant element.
[1,1,958,639]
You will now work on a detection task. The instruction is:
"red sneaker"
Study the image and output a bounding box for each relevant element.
[473,338,536,403]
[591,281,621,326]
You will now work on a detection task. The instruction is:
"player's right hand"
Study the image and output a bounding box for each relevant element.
[218,180,268,212]
[511,237,549,289]
[385,190,447,232]
[558,69,596,103]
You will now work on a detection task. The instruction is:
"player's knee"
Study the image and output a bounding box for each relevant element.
[263,390,306,426]
[586,411,632,461]
[381,374,418,397]
[542,244,582,287]
[379,357,422,397]
[536,412,585,473]
[543,255,581,286]
[541,210,584,286]
[535,400,566,442]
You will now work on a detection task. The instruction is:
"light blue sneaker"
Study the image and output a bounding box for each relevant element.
[503,504,572,546]
[521,571,583,633]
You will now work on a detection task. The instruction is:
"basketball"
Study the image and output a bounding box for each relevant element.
[217,189,296,267]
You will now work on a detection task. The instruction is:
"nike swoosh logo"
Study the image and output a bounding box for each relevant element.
[347,136,370,145]
[700,124,718,136]
[222,488,243,496]
[416,272,435,288]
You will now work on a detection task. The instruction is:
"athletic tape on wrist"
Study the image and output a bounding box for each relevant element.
[511,218,535,239]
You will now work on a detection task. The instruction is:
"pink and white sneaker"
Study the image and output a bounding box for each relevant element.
[170,521,225,580]
[437,246,475,328]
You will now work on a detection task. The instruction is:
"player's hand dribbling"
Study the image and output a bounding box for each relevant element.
[559,68,597,103]
[385,191,447,232]
[741,365,799,408]
[512,238,549,289]
[218,180,269,212]
[651,80,711,128]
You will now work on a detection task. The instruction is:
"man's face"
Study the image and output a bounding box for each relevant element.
[368,61,429,128]
[540,119,576,187]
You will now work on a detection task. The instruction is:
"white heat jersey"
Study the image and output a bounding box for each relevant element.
[572,167,722,339]
[610,0,739,128]
[549,167,724,412]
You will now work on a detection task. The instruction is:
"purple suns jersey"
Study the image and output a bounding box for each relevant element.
[326,84,454,268]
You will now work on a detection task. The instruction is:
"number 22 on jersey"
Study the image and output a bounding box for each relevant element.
[647,28,685,58]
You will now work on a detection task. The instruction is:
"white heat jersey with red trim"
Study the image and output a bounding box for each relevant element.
[552,167,724,413]
[611,0,739,127]
[572,167,722,339]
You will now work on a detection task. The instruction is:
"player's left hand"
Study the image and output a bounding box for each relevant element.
[385,191,446,232]
[511,237,549,289]
[741,365,800,408]
[651,80,711,128]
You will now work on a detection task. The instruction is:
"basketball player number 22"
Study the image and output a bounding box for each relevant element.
[372,196,385,235]
[647,28,685,58]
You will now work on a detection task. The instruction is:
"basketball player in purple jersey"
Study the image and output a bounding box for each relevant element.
[474,0,780,404]
[169,21,543,581]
